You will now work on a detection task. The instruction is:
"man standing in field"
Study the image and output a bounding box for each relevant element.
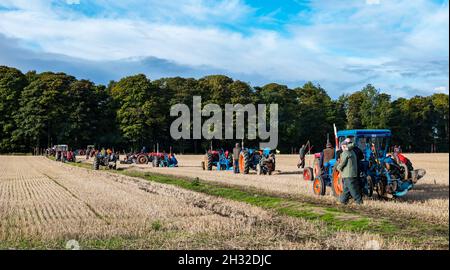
[232,143,241,174]
[337,140,362,205]
[298,144,307,168]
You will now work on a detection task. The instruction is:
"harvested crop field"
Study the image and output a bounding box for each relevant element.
[110,154,449,226]
[1,155,448,249]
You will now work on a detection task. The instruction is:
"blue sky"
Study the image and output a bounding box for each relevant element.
[0,0,448,98]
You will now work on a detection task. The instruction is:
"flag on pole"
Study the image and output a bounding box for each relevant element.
[333,124,339,151]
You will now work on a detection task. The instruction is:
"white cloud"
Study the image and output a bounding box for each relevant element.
[434,86,448,92]
[366,0,381,5]
[0,0,448,97]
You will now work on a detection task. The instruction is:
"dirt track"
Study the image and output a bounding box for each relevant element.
[105,154,449,225]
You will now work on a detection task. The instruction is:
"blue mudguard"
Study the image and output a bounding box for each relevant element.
[394,181,413,197]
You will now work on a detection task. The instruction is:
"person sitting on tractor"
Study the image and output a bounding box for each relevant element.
[336,140,362,205]
[297,144,307,169]
[320,142,334,170]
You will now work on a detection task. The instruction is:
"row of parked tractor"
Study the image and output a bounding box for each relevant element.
[47,128,426,200]
[201,148,277,175]
[120,152,178,167]
[199,129,426,199]
[47,145,119,170]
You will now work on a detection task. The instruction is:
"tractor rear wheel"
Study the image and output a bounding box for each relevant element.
[239,151,250,174]
[206,153,213,170]
[152,157,160,167]
[137,154,148,164]
[256,164,262,175]
[303,167,314,181]
[313,176,326,196]
[331,169,343,197]
[400,163,410,180]
[93,158,100,170]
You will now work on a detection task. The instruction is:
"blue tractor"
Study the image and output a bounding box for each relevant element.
[305,129,426,199]
[238,148,276,175]
[202,149,233,171]
[153,153,178,167]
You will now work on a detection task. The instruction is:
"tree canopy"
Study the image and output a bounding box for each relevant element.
[0,65,448,153]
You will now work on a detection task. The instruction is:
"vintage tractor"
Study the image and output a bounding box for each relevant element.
[121,152,163,165]
[65,150,76,163]
[201,149,233,171]
[239,148,276,175]
[54,145,68,161]
[93,152,118,170]
[305,129,426,199]
[82,145,95,159]
[152,153,178,167]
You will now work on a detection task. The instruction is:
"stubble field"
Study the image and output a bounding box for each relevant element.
[0,154,448,249]
[116,154,449,225]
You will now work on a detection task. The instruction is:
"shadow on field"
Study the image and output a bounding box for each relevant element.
[277,170,302,175]
[405,183,450,201]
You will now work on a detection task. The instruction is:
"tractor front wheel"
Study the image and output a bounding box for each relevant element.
[313,176,326,196]
[375,178,387,198]
[303,167,314,181]
[331,169,343,197]
[313,157,322,178]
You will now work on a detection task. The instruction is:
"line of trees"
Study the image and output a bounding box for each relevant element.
[0,65,448,154]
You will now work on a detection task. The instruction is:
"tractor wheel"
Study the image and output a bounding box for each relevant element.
[137,154,148,164]
[256,164,262,175]
[303,167,314,181]
[366,175,374,197]
[93,158,100,170]
[331,169,343,197]
[313,176,326,196]
[400,163,411,180]
[376,178,387,198]
[152,157,159,167]
[239,151,250,174]
[206,153,213,170]
[313,157,322,178]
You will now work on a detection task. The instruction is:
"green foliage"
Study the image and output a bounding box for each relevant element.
[0,65,448,153]
[0,66,28,152]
